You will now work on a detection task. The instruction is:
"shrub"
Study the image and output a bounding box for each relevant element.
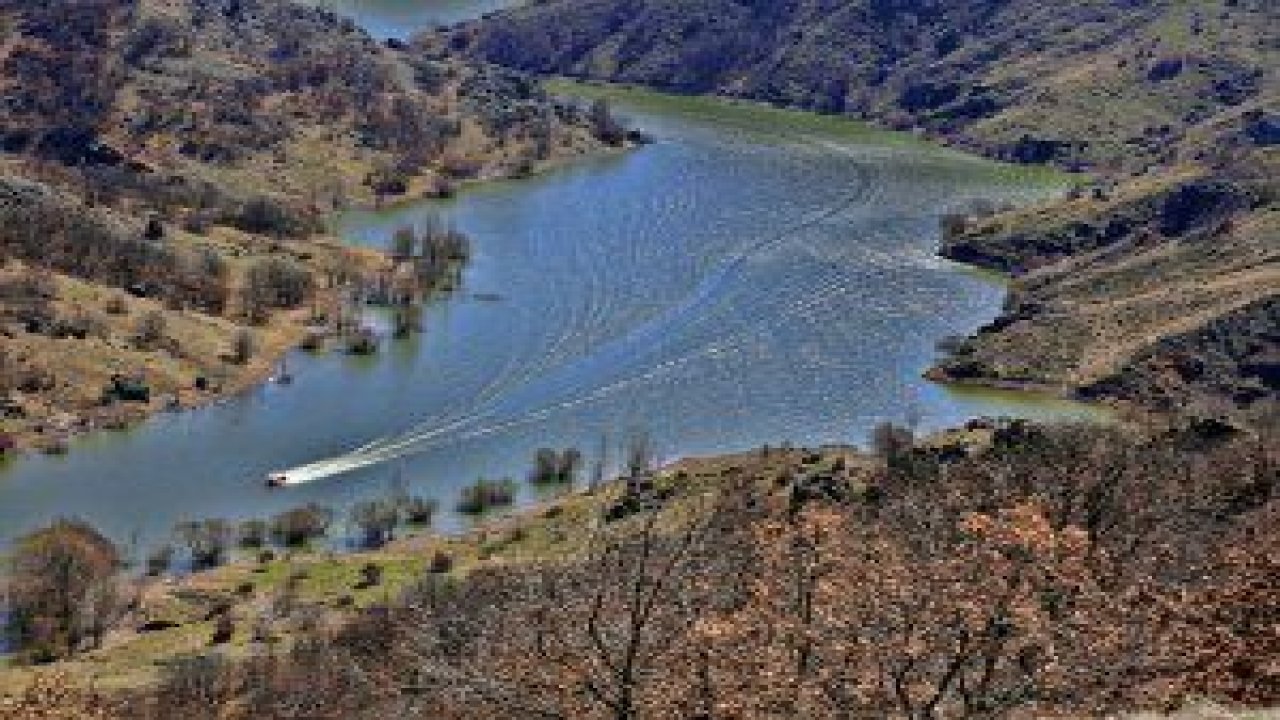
[233,196,302,237]
[528,447,583,486]
[102,374,151,405]
[269,504,332,547]
[871,422,914,465]
[103,294,128,315]
[589,98,625,145]
[134,309,167,349]
[346,328,379,355]
[391,226,417,259]
[349,500,397,549]
[439,151,483,179]
[392,305,422,338]
[428,551,453,574]
[299,331,325,352]
[175,519,234,570]
[354,563,383,590]
[145,543,174,577]
[241,258,314,324]
[398,496,438,525]
[940,211,970,238]
[210,613,234,645]
[238,519,268,548]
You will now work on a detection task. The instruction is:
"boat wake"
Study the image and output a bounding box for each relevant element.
[271,133,919,487]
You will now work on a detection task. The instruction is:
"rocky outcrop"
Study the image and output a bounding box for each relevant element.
[938,177,1259,275]
[1244,113,1280,146]
[1157,180,1255,237]
[932,167,1279,421]
[1079,297,1280,419]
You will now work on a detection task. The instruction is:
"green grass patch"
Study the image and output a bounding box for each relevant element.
[546,78,1076,188]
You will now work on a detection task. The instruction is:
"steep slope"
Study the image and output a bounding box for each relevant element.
[463,0,1277,172]
[1,0,608,208]
[933,167,1279,424]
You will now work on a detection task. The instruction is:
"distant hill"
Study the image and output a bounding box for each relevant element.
[463,0,1277,172]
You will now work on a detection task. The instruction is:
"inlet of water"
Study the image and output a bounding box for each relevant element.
[0,1,1104,550]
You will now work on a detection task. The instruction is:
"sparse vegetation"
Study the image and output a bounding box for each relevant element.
[3,422,1274,718]
[0,1,1275,718]
[0,0,610,453]
[468,0,1279,427]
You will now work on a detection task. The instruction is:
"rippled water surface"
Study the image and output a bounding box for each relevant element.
[0,87,1098,548]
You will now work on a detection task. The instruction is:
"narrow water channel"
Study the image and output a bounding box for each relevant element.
[0,15,1101,551]
[306,0,516,38]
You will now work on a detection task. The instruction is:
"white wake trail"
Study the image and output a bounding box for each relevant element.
[273,132,886,486]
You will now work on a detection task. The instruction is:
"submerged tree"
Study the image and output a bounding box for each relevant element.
[529,447,584,486]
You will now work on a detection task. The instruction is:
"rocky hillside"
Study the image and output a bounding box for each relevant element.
[462,0,1277,172]
[462,0,1280,423]
[1081,296,1279,420]
[1,0,609,209]
[933,164,1279,425]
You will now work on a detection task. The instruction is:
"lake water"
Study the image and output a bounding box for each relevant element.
[307,0,517,38]
[0,12,1100,551]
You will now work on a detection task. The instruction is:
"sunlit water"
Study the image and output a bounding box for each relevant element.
[305,0,517,38]
[0,89,1102,551]
[3,0,1113,553]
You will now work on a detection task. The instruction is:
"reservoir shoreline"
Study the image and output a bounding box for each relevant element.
[0,56,1103,552]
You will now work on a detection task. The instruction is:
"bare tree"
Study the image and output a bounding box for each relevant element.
[526,504,719,719]
[231,327,257,364]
